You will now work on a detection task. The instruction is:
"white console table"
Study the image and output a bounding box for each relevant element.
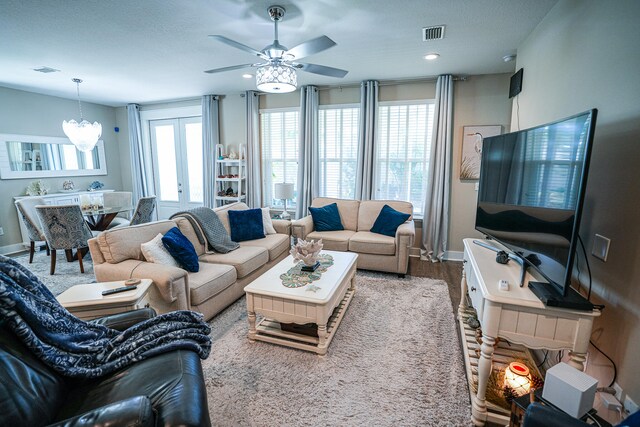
[458,238,600,426]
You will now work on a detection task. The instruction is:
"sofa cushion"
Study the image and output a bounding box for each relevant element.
[307,230,356,252]
[97,220,175,264]
[349,231,396,255]
[162,227,199,272]
[357,200,413,232]
[199,246,268,279]
[141,233,180,267]
[187,262,237,306]
[228,208,265,242]
[370,205,411,237]
[240,233,290,262]
[309,203,344,231]
[311,198,360,231]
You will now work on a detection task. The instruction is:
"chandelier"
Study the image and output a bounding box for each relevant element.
[62,78,102,152]
[256,64,297,93]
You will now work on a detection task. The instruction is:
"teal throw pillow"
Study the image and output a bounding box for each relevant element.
[309,203,344,232]
[161,227,199,272]
[370,205,411,237]
[228,208,265,242]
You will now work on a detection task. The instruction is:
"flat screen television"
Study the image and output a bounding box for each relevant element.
[475,109,598,310]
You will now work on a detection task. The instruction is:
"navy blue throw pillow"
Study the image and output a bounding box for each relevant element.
[309,203,344,232]
[370,205,411,237]
[161,227,199,272]
[228,208,265,242]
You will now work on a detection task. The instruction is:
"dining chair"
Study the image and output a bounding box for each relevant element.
[14,197,49,263]
[103,191,133,228]
[130,196,157,226]
[35,204,95,275]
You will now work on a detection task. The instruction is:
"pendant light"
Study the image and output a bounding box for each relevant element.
[62,78,102,152]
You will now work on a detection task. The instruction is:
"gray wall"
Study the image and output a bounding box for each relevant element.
[0,86,122,251]
[514,0,640,400]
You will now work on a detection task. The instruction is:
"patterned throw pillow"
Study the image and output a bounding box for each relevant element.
[228,209,265,242]
[261,207,277,234]
[370,205,411,237]
[161,227,199,272]
[141,233,180,267]
[309,203,344,232]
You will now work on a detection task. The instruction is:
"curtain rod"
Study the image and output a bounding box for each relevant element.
[241,75,466,96]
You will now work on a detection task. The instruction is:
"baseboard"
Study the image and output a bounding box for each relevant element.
[0,243,27,256]
[443,250,464,261]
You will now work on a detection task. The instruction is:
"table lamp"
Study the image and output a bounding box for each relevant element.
[274,182,294,219]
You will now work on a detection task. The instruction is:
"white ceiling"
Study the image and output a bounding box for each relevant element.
[0,0,557,107]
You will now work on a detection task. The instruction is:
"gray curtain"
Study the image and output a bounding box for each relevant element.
[202,95,220,208]
[127,104,153,202]
[245,91,261,208]
[296,86,319,219]
[422,75,453,262]
[355,80,379,201]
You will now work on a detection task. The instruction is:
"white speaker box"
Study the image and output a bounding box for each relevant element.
[542,362,598,418]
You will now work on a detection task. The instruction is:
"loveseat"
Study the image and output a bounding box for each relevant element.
[291,198,415,276]
[0,308,211,427]
[88,202,291,321]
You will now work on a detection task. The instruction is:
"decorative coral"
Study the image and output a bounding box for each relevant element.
[290,239,323,266]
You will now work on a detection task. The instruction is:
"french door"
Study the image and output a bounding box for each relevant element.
[149,117,203,219]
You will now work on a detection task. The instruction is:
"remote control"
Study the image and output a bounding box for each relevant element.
[102,285,137,296]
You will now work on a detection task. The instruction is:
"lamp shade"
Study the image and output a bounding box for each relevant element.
[256,64,297,93]
[504,362,531,396]
[274,182,294,200]
[63,119,102,152]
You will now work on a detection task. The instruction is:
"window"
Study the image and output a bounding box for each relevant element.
[260,109,299,208]
[318,105,360,199]
[375,101,435,217]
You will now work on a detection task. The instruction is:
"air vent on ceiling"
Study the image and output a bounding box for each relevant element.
[422,25,445,41]
[33,66,60,73]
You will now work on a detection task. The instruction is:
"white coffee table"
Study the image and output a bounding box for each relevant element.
[56,279,153,320]
[244,250,357,355]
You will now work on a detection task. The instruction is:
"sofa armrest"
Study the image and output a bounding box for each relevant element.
[396,221,416,245]
[395,221,415,275]
[272,219,291,235]
[90,308,157,331]
[48,396,154,427]
[291,215,314,240]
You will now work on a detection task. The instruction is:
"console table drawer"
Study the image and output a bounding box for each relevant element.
[464,260,484,320]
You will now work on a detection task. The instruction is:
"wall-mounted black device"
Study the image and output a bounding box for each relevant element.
[509,68,523,98]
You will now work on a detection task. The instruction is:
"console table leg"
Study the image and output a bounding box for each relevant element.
[317,323,328,352]
[472,333,495,426]
[458,268,468,321]
[247,311,257,341]
[568,351,587,371]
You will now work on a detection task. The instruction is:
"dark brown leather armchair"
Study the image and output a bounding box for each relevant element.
[0,308,211,427]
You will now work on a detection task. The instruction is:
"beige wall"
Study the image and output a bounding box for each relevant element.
[514,0,640,400]
[0,87,122,251]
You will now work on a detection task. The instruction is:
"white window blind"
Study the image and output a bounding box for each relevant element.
[260,109,299,208]
[318,105,360,199]
[375,101,435,217]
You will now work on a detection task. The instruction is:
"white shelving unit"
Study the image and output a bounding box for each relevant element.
[214,144,247,207]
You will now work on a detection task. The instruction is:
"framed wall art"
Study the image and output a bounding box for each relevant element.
[460,125,502,180]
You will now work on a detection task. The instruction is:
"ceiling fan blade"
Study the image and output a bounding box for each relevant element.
[204,63,258,74]
[285,35,336,60]
[208,35,267,59]
[294,62,348,78]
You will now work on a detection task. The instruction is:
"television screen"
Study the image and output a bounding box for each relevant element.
[475,109,597,297]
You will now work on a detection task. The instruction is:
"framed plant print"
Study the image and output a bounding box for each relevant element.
[460,125,502,180]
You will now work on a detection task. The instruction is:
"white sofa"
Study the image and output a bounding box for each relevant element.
[88,202,290,320]
[291,198,415,276]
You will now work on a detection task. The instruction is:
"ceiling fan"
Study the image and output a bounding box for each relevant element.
[204,5,348,93]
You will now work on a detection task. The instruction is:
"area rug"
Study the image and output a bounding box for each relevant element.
[11,252,95,296]
[203,271,471,426]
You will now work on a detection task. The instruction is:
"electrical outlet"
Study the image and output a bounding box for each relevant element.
[592,234,611,261]
[625,395,639,415]
[0,227,4,236]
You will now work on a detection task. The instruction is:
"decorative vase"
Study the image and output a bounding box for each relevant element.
[290,239,323,266]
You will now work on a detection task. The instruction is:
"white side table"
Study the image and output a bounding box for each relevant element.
[57,279,153,320]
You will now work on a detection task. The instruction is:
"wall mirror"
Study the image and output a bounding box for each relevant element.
[0,133,107,179]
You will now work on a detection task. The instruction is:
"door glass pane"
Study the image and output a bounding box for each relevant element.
[185,122,203,203]
[154,124,179,201]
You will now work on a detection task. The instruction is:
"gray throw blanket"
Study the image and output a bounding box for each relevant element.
[0,255,211,379]
[171,207,239,254]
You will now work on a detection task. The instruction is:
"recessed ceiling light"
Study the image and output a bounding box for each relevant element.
[503,54,517,62]
[242,73,253,79]
[33,66,60,73]
[424,53,440,60]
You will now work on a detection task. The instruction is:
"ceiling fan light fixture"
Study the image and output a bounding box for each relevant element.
[62,78,102,152]
[256,64,297,93]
